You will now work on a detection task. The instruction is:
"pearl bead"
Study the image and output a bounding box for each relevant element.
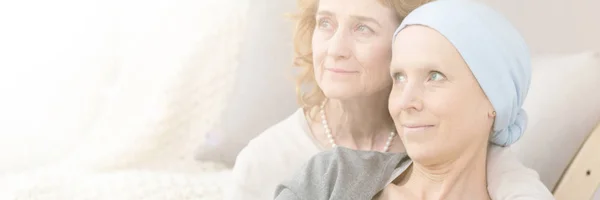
[320,99,395,152]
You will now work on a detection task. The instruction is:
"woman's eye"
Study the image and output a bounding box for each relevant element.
[429,71,446,81]
[355,24,373,34]
[393,73,407,83]
[318,19,333,30]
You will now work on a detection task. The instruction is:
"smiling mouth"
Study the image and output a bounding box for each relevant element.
[402,125,434,133]
[326,68,358,74]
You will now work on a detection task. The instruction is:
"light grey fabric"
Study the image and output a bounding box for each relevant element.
[274,147,411,200]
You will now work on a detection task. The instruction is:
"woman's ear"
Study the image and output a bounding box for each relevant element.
[488,110,496,118]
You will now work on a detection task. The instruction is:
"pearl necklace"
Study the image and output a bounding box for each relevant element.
[319,100,396,152]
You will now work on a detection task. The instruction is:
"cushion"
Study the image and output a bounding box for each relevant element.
[511,51,600,190]
[194,0,299,166]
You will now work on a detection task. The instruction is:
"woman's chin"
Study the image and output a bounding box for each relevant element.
[321,87,360,100]
[404,142,450,165]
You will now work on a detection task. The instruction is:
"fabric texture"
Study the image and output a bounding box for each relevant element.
[485,145,555,200]
[393,0,531,146]
[274,147,411,200]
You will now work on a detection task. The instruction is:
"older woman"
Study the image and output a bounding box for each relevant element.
[227,0,552,199]
[274,1,554,199]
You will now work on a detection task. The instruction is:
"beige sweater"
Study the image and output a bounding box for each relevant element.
[227,108,554,200]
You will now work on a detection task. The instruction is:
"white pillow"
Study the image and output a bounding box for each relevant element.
[194,0,299,166]
[512,51,600,190]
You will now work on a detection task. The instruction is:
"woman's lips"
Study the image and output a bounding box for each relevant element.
[326,68,358,74]
[402,124,434,133]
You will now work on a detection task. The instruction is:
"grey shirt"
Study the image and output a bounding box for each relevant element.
[274,147,412,200]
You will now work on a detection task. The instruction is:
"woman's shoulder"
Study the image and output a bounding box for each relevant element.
[275,147,410,200]
[244,108,315,153]
[485,145,554,200]
[253,108,306,142]
[487,145,524,171]
[231,108,321,199]
[304,147,410,177]
[234,107,319,171]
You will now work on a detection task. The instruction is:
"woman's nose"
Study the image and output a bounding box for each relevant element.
[327,30,351,60]
[391,83,424,113]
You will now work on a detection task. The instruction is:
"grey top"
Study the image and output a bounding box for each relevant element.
[274,147,412,200]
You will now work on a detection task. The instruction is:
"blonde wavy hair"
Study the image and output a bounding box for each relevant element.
[291,0,432,116]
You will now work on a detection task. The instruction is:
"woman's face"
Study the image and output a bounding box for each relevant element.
[388,26,495,165]
[312,0,399,99]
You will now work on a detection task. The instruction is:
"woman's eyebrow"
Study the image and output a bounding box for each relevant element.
[350,15,382,27]
[316,10,381,28]
[316,10,334,16]
[389,60,443,72]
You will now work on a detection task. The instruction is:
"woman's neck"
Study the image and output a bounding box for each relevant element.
[314,89,397,151]
[396,143,490,200]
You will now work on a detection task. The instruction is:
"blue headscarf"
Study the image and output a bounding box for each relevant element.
[392,0,532,146]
